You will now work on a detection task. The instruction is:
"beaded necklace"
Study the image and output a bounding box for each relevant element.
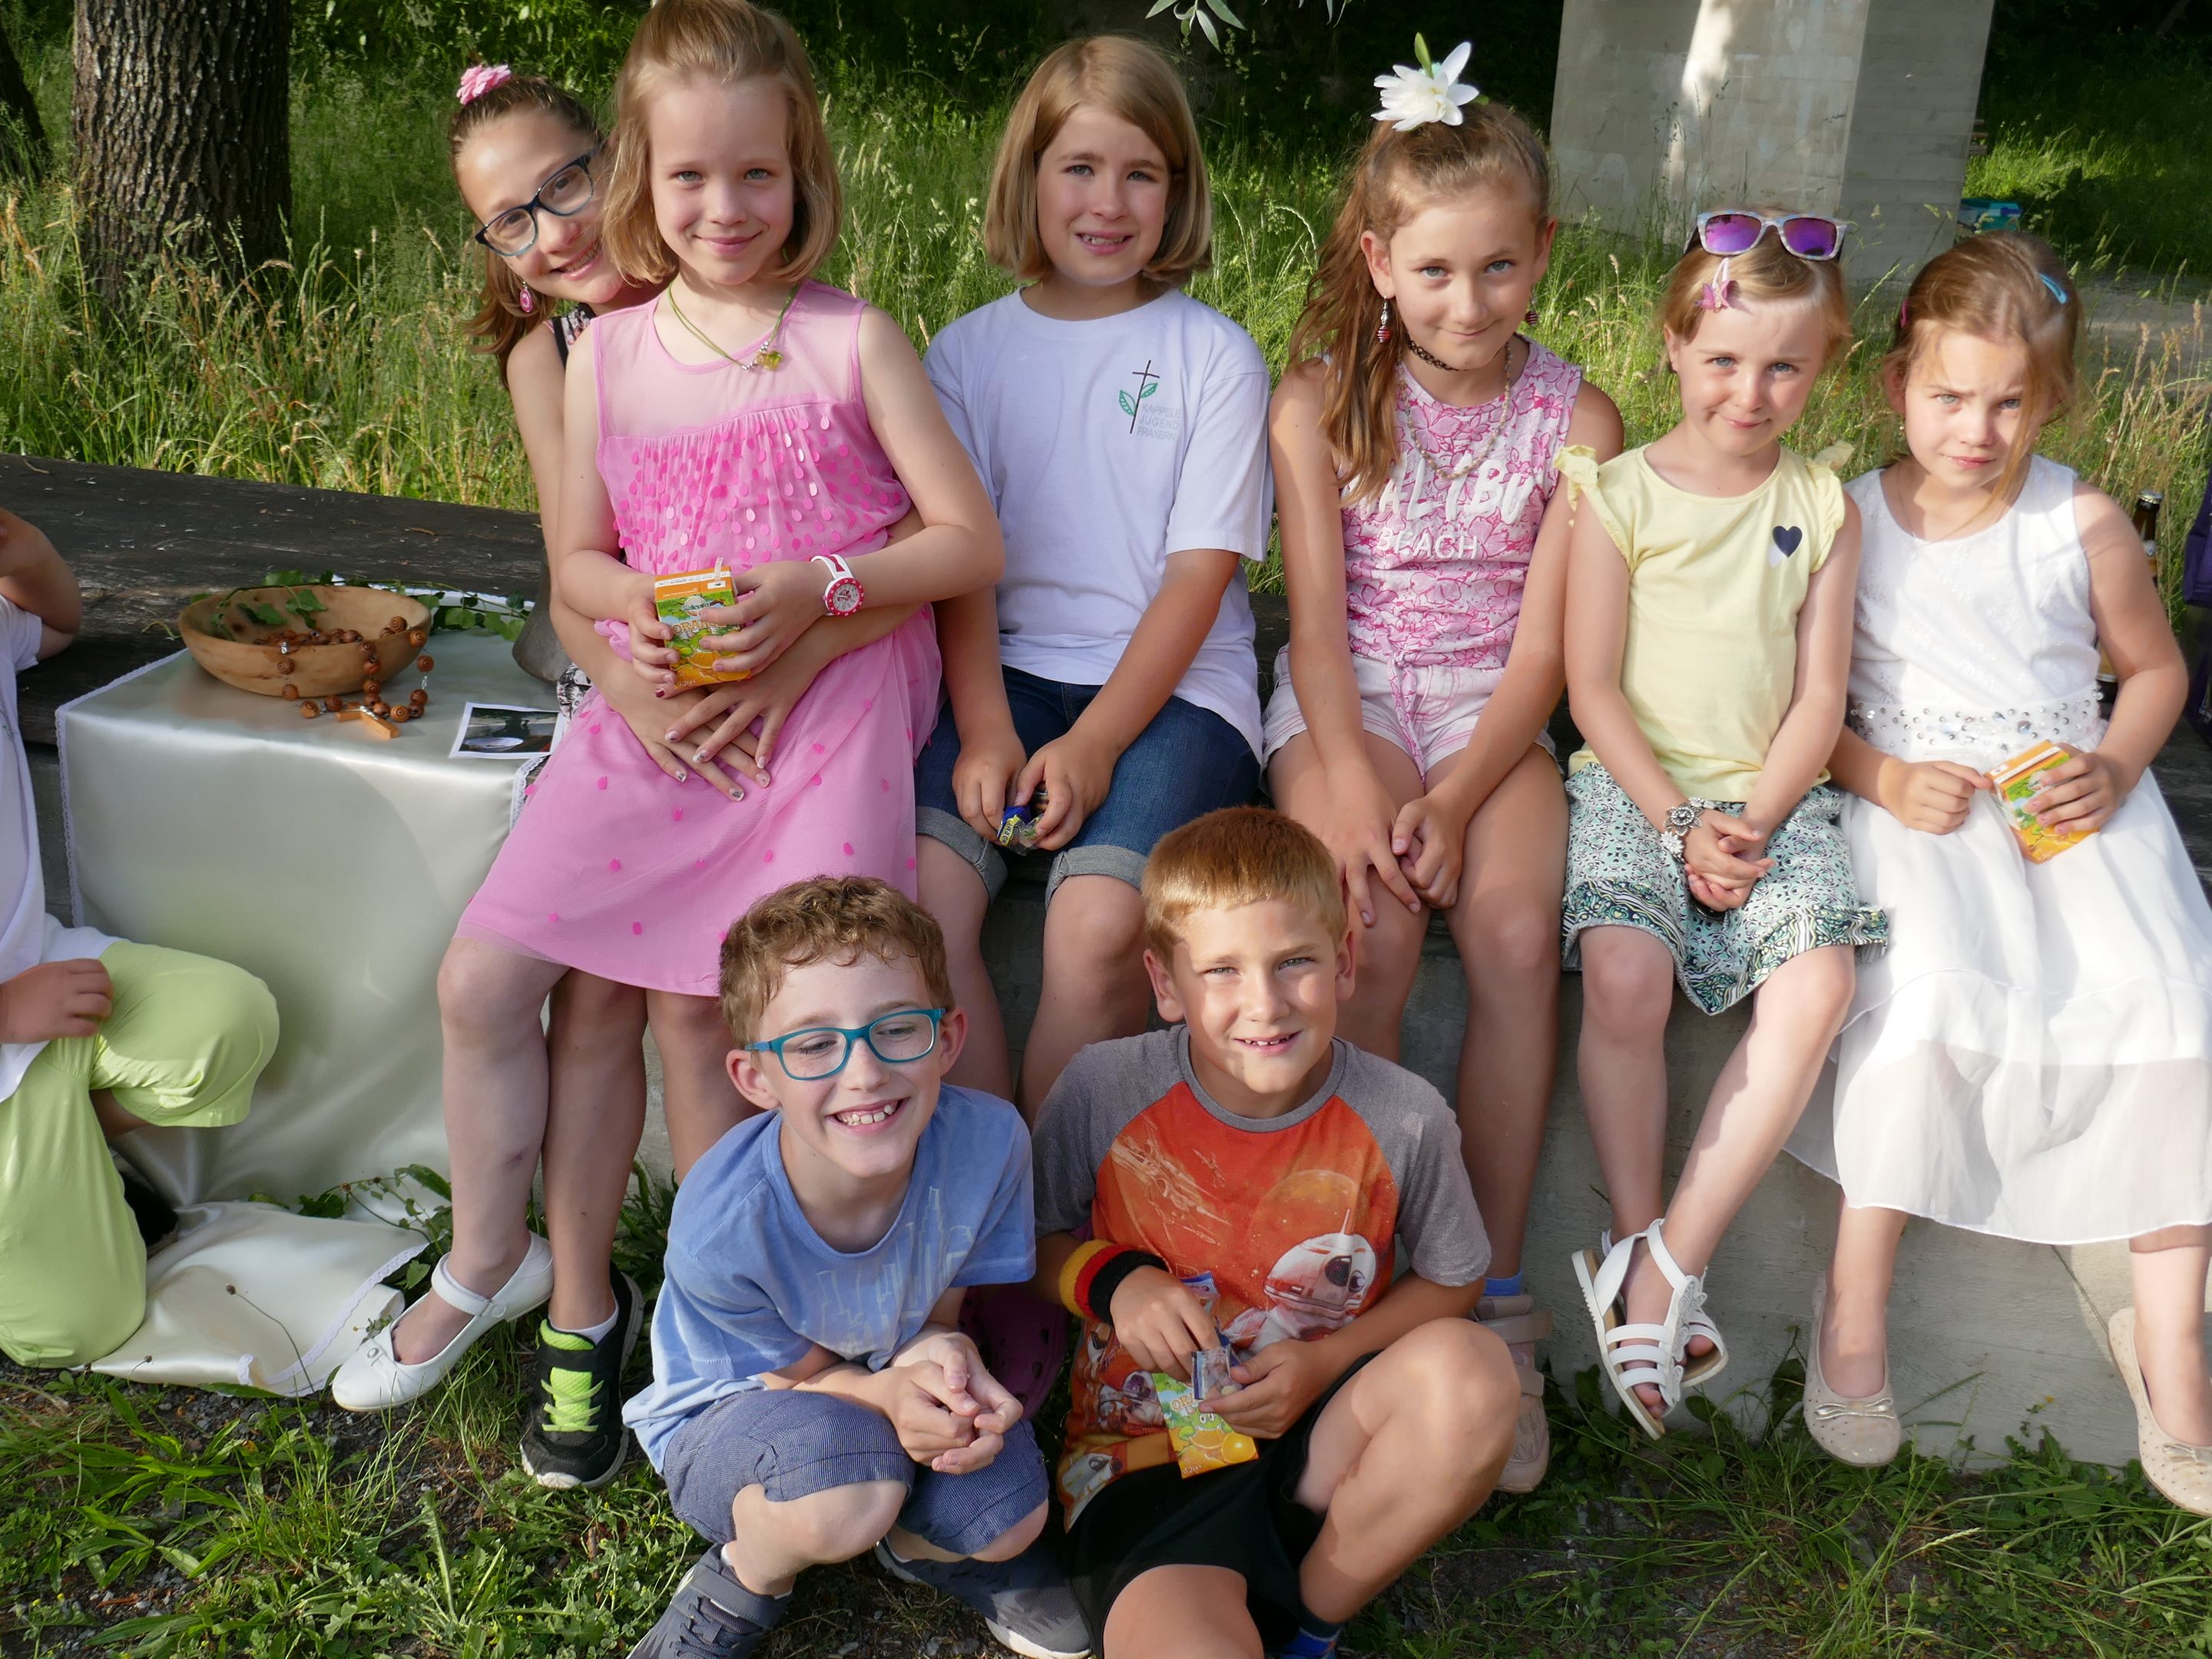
[1400,338,1524,483]
[664,283,797,371]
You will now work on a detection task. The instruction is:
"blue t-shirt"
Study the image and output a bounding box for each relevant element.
[624,1084,1037,1469]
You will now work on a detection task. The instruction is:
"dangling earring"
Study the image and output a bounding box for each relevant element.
[518,286,535,315]
[1374,298,1392,345]
[1524,307,1538,326]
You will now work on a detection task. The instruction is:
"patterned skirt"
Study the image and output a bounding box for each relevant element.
[1561,761,1888,1015]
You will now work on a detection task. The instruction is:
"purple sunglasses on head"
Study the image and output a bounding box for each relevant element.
[1691,209,1853,262]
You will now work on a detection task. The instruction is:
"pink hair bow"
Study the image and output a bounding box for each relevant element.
[457,63,514,106]
[1696,256,1743,312]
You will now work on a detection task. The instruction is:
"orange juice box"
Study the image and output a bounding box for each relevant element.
[654,568,750,687]
[1151,1353,1257,1478]
[1990,740,2094,863]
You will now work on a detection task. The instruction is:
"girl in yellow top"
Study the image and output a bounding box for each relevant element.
[1558,216,1886,1437]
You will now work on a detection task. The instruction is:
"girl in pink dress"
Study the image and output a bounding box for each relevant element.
[332,0,1001,1443]
[1262,48,1624,1494]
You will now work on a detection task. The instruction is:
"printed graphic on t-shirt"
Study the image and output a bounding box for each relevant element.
[1058,1079,1402,1520]
[1116,358,1180,442]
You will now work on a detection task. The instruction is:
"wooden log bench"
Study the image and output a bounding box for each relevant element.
[12,451,2212,1469]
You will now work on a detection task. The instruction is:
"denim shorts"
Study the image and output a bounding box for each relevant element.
[915,667,1260,901]
[660,1386,1049,1560]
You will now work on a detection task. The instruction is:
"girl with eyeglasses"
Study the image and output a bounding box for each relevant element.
[344,64,697,1493]
[1556,209,1886,1439]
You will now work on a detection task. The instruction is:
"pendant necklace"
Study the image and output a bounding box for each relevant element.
[665,283,797,371]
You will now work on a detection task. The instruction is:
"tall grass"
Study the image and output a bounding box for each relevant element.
[0,55,2204,608]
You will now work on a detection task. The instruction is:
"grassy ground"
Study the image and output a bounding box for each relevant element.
[8,1173,2212,1659]
[5,14,2212,1659]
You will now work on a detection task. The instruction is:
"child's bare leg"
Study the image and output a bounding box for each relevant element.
[1019,874,1149,1118]
[1439,747,1565,1277]
[723,1479,909,1597]
[540,972,647,1332]
[1292,1319,1517,1624]
[1618,944,1854,1412]
[644,989,749,1179]
[919,836,1013,1100]
[885,1501,1047,1565]
[1575,926,1676,1243]
[1102,1566,1263,1659]
[1823,1200,1908,1399]
[396,937,569,1363]
[1267,731,1428,1061]
[2129,1224,2212,1445]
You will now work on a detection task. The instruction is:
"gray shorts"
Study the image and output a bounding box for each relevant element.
[660,1386,1048,1560]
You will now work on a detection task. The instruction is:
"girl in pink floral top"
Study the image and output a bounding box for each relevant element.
[1264,74,1622,1493]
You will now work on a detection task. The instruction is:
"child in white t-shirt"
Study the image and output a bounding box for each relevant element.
[918,37,1270,1132]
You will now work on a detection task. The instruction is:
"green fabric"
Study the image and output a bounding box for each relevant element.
[0,942,277,1367]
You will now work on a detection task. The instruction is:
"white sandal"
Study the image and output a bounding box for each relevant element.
[1645,1220,1729,1394]
[1571,1220,1728,1439]
[1574,1228,1671,1439]
[332,1234,555,1412]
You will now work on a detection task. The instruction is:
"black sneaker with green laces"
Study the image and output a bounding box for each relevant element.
[520,1267,642,1490]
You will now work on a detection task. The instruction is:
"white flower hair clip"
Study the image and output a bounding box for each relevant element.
[1373,36,1478,133]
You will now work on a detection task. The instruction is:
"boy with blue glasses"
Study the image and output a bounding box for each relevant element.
[623,876,1086,1659]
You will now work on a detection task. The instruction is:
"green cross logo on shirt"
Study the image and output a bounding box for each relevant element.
[1118,360,1160,430]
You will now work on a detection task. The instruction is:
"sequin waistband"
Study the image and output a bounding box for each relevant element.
[1846,690,2105,765]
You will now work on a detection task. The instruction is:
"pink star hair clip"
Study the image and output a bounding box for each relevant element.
[1697,257,1744,312]
[457,63,514,106]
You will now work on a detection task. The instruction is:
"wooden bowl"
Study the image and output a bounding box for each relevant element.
[179,585,434,699]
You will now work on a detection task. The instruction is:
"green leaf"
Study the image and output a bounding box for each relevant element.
[1140,378,1158,399]
[1415,32,1433,70]
[240,601,286,627]
[1205,0,1244,27]
[1146,0,1176,15]
[1118,390,1137,416]
[1194,5,1218,45]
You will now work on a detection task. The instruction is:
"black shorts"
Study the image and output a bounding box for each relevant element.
[1061,1356,1370,1649]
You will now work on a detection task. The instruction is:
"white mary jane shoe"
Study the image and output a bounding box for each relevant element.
[332,1234,555,1412]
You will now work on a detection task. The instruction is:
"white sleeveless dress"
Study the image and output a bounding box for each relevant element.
[1789,459,2212,1242]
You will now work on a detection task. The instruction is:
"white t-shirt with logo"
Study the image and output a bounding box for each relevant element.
[0,598,118,1103]
[925,287,1271,756]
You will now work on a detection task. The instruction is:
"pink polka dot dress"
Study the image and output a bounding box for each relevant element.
[459,283,939,995]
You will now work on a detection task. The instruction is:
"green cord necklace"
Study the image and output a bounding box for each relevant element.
[664,283,796,371]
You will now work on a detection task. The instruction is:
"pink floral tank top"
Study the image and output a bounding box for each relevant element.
[589,283,910,654]
[1342,339,1581,674]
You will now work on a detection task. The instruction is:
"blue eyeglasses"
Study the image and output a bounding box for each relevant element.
[746,1008,947,1081]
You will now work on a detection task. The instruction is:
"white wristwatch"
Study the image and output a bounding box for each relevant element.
[813,553,864,618]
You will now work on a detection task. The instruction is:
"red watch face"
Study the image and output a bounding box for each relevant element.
[825,575,864,617]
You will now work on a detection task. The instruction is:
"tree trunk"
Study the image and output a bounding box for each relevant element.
[72,0,290,298]
[0,22,47,180]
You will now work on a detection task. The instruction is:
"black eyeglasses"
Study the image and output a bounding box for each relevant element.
[473,151,598,257]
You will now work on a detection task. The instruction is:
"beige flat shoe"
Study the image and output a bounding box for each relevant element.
[2109,1306,2212,1516]
[1477,1292,1551,1492]
[1803,1277,1901,1467]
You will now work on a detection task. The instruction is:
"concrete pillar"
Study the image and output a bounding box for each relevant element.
[1549,0,1995,288]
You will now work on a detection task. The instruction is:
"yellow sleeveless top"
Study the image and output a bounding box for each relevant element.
[1558,442,1849,803]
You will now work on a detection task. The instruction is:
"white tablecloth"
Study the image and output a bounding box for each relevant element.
[58,633,549,1391]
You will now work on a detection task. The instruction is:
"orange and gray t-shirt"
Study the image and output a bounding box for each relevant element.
[1031,1027,1489,1523]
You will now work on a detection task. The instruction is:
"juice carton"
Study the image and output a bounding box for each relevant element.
[1151,1359,1257,1479]
[1990,740,2095,863]
[654,568,750,687]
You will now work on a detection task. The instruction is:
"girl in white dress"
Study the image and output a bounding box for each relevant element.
[1795,232,2212,1512]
